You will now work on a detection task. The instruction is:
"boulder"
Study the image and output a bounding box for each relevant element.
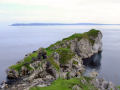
[90,71,98,78]
[21,66,28,76]
[38,48,47,60]
[0,81,8,89]
[6,69,19,79]
[91,78,117,90]
[72,85,81,90]
[102,81,109,89]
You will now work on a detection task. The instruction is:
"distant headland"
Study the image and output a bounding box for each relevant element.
[11,23,120,26]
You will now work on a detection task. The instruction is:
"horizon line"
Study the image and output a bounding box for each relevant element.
[11,23,120,26]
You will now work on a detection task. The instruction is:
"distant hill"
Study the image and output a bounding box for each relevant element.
[11,23,120,26]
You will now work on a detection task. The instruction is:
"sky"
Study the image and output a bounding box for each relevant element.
[0,0,120,23]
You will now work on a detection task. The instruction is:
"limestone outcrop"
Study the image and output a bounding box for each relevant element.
[1,29,117,90]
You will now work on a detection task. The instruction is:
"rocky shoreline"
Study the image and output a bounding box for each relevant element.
[0,29,118,90]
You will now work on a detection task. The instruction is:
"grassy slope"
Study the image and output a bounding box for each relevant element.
[30,77,97,90]
[9,52,38,71]
[48,29,100,50]
[46,48,74,71]
[56,48,74,64]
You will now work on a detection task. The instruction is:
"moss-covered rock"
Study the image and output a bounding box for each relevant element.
[73,60,78,65]
[9,52,38,71]
[56,48,74,64]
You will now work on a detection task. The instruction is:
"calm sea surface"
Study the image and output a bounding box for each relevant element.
[0,24,120,85]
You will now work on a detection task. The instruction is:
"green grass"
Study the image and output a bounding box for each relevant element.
[63,33,83,41]
[56,48,74,64]
[9,47,58,72]
[46,48,60,71]
[117,86,120,90]
[47,29,100,50]
[30,76,97,90]
[47,41,63,50]
[80,29,100,45]
[63,29,100,41]
[86,29,100,38]
[9,52,38,71]
[47,56,60,71]
[46,48,74,70]
[46,48,54,56]
[73,60,78,65]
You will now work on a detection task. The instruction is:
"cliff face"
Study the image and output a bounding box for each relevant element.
[49,30,102,57]
[3,29,105,90]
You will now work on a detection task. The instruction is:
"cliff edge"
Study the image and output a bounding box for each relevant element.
[1,29,117,90]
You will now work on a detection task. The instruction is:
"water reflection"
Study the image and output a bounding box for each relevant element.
[83,51,102,70]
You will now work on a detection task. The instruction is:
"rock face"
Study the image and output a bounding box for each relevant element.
[2,29,115,90]
[49,31,102,59]
[91,78,117,90]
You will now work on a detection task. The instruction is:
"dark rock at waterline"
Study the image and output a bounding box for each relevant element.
[83,51,102,69]
[6,69,19,79]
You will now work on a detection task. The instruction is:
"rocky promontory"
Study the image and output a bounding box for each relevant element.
[1,29,118,90]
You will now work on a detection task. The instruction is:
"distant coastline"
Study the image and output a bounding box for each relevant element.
[11,23,120,26]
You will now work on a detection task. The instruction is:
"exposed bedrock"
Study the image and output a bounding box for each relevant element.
[2,29,117,90]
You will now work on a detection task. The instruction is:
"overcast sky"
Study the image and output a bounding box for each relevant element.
[0,0,120,23]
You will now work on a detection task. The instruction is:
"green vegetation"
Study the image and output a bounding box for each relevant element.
[30,76,97,90]
[83,29,100,45]
[9,52,38,71]
[46,48,74,70]
[47,40,63,51]
[47,29,100,49]
[66,72,70,79]
[86,29,100,38]
[47,56,60,71]
[63,29,99,41]
[63,33,83,41]
[117,86,120,89]
[73,60,78,65]
[46,48,54,56]
[46,48,60,71]
[56,48,74,64]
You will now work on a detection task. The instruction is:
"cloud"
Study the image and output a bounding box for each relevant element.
[0,0,120,23]
[0,10,6,14]
[1,0,120,5]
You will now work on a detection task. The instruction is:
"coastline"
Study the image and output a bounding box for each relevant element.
[0,29,118,89]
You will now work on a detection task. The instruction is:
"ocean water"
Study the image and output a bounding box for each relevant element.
[0,24,120,85]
